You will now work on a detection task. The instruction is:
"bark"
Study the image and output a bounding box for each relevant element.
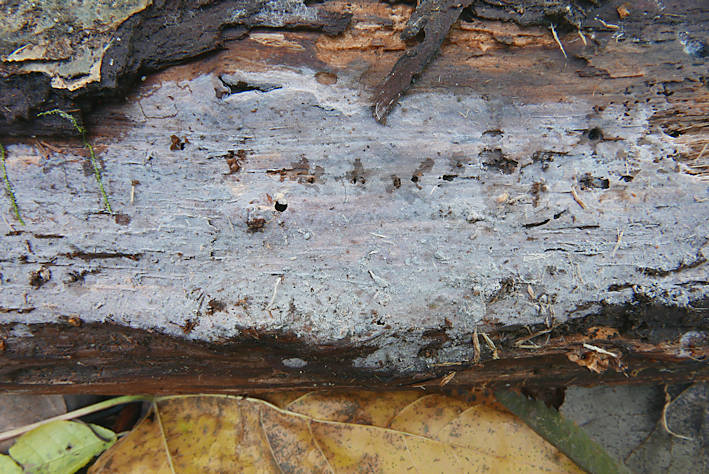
[0,0,707,393]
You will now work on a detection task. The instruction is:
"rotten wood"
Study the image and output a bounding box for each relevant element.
[373,0,473,123]
[0,0,707,393]
[1,299,707,394]
[0,0,352,136]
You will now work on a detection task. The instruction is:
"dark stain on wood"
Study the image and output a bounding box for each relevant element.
[578,173,610,190]
[28,267,51,289]
[267,156,318,183]
[206,299,227,315]
[114,213,132,226]
[347,158,368,185]
[247,216,266,232]
[481,149,518,175]
[169,135,189,151]
[62,250,142,262]
[0,297,706,393]
[638,253,707,278]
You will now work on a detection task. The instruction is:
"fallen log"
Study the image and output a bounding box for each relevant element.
[0,0,707,393]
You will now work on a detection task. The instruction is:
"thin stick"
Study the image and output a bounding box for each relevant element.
[368,269,390,287]
[696,142,708,161]
[661,386,694,441]
[550,24,567,59]
[0,394,151,442]
[582,343,619,358]
[577,28,588,46]
[37,109,112,213]
[266,275,283,310]
[570,186,587,209]
[481,332,499,359]
[595,17,619,30]
[611,229,624,257]
[0,144,25,225]
[472,328,481,363]
[439,371,456,387]
[515,327,553,346]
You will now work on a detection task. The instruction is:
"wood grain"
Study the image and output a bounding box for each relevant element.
[0,0,707,391]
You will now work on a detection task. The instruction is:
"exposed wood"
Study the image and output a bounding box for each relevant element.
[0,0,707,392]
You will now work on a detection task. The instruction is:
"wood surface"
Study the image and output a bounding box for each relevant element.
[0,0,707,392]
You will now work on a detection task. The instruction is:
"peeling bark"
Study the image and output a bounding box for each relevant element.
[0,0,352,136]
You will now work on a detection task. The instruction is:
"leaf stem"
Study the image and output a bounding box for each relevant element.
[153,400,177,474]
[0,395,151,443]
[0,143,25,225]
[495,390,632,474]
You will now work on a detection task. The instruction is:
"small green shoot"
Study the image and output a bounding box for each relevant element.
[0,395,151,443]
[0,143,25,225]
[37,109,112,213]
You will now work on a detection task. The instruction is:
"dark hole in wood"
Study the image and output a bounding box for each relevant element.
[481,148,518,175]
[219,78,282,95]
[578,173,610,190]
[587,127,603,141]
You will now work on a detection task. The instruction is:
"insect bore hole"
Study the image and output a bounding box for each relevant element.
[587,127,603,141]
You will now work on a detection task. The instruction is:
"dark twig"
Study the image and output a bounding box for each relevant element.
[373,0,473,123]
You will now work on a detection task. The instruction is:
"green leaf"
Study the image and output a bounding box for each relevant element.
[0,454,23,473]
[495,390,632,474]
[9,420,116,474]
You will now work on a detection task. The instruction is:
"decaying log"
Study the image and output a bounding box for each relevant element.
[0,0,707,393]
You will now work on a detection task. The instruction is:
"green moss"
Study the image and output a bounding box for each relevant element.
[0,143,25,225]
[38,109,113,213]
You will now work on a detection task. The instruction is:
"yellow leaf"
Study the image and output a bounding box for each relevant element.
[90,392,582,473]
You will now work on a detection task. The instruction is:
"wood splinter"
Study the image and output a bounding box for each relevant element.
[373,0,473,124]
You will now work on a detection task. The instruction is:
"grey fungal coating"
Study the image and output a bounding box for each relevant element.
[678,32,707,58]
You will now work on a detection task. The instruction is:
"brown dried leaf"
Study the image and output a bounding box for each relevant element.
[567,351,611,374]
[90,392,582,473]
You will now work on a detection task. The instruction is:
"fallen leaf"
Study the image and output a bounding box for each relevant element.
[90,392,582,472]
[8,420,116,473]
[0,455,22,473]
[0,394,66,452]
[567,350,612,374]
[496,390,632,474]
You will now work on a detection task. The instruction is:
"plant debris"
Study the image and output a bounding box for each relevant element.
[0,144,25,225]
[36,109,112,213]
[373,0,473,124]
[496,390,632,474]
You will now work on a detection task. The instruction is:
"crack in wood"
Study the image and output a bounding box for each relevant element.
[639,254,707,278]
[61,250,142,262]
